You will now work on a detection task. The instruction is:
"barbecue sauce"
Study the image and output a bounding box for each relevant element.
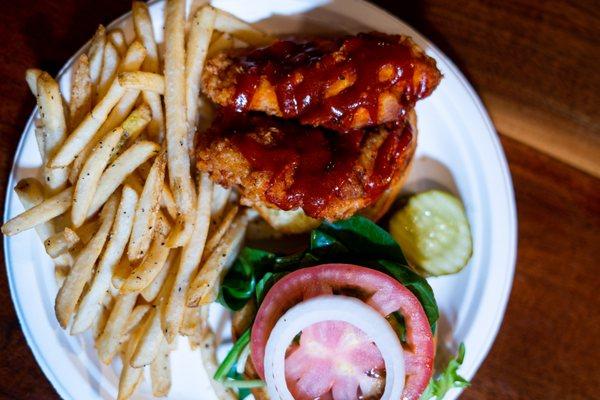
[232,32,436,132]
[207,111,413,218]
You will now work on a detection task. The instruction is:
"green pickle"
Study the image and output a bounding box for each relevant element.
[389,190,473,276]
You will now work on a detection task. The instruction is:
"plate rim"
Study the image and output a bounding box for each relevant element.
[3,0,518,399]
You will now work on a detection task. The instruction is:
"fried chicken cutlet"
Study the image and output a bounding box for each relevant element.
[202,32,440,133]
[197,110,417,221]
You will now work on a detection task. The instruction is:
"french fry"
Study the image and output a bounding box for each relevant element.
[163,174,212,342]
[180,305,201,336]
[71,186,138,334]
[2,186,73,236]
[211,184,231,222]
[187,212,247,307]
[97,292,137,364]
[141,250,177,302]
[98,42,120,99]
[185,6,216,151]
[108,29,127,56]
[118,71,164,94]
[74,218,99,245]
[33,119,46,160]
[54,193,119,328]
[13,178,72,267]
[130,306,163,367]
[36,72,69,192]
[207,32,235,58]
[132,2,164,141]
[132,1,159,73]
[142,91,165,142]
[88,25,106,90]
[68,41,147,182]
[51,79,125,168]
[131,255,177,367]
[213,8,273,46]
[127,150,167,260]
[117,325,145,400]
[44,228,79,258]
[112,256,130,290]
[188,305,209,350]
[159,184,178,221]
[91,295,112,339]
[120,103,152,148]
[204,204,238,259]
[150,338,171,397]
[69,54,92,128]
[164,0,197,248]
[72,127,126,226]
[124,304,152,335]
[25,68,42,96]
[199,328,237,400]
[122,216,171,292]
[86,140,160,218]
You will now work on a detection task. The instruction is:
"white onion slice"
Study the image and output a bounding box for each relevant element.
[263,295,405,400]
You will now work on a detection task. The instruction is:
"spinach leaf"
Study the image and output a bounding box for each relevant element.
[214,329,251,381]
[420,343,470,399]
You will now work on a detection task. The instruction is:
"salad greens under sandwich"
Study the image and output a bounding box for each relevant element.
[213,190,472,400]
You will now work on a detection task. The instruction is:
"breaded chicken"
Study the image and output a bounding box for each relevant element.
[197,111,417,221]
[202,32,440,133]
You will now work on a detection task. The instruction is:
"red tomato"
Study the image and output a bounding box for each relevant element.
[250,263,434,400]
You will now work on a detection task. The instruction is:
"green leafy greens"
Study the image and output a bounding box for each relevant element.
[219,215,439,328]
[420,343,470,399]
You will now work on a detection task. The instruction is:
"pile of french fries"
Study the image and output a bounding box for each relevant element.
[2,1,272,399]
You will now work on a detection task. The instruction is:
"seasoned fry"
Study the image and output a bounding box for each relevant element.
[25,68,42,96]
[54,193,118,328]
[98,42,120,99]
[187,212,248,307]
[150,338,171,397]
[71,186,138,335]
[87,140,160,218]
[204,204,238,259]
[122,216,171,292]
[213,8,273,46]
[164,0,197,247]
[69,54,93,128]
[36,72,69,192]
[97,292,138,364]
[68,42,147,181]
[141,249,177,302]
[133,1,164,141]
[72,127,126,226]
[117,325,145,400]
[118,71,164,94]
[2,186,73,236]
[88,25,106,90]
[186,6,216,151]
[163,174,212,342]
[125,304,152,335]
[180,305,201,336]
[51,79,125,168]
[127,150,167,260]
[108,29,127,56]
[131,306,163,367]
[159,184,178,221]
[132,1,159,73]
[14,178,72,266]
[207,32,235,58]
[199,328,237,400]
[91,295,112,339]
[117,103,152,155]
[44,228,79,258]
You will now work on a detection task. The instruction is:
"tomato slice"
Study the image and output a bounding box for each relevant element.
[250,263,434,400]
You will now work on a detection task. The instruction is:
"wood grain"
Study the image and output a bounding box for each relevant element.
[0,1,598,399]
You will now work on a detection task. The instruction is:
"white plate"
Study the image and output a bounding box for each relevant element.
[3,0,517,399]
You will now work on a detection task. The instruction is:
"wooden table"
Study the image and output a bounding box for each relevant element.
[0,1,597,399]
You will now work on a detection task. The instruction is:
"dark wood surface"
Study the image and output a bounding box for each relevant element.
[0,1,598,399]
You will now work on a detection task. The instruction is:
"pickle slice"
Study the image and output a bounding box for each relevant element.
[389,190,473,276]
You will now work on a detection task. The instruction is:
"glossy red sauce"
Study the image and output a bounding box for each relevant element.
[231,32,434,132]
[208,111,413,218]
